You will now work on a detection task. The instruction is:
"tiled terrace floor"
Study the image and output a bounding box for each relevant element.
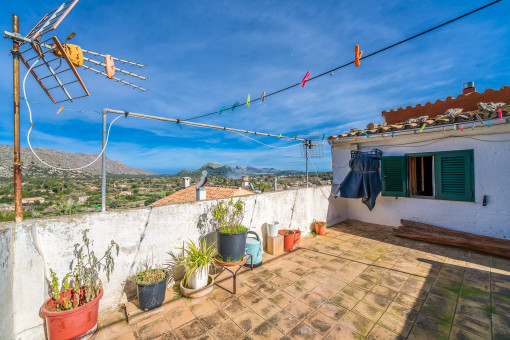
[96,220,510,339]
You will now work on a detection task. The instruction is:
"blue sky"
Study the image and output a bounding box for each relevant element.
[1,0,509,174]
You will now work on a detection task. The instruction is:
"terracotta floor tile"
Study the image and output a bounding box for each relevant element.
[323,323,365,340]
[256,269,275,281]
[253,282,278,297]
[233,309,265,333]
[189,297,217,317]
[282,283,308,298]
[311,283,338,300]
[285,300,313,320]
[415,313,451,339]
[267,310,299,334]
[362,291,392,310]
[367,324,404,340]
[248,321,284,340]
[377,312,413,338]
[174,319,210,339]
[450,326,486,340]
[267,290,295,309]
[407,324,446,340]
[199,308,229,330]
[209,320,245,340]
[456,303,491,326]
[370,285,398,300]
[352,300,385,323]
[329,291,360,310]
[279,270,301,282]
[338,311,375,337]
[453,313,491,339]
[110,332,138,340]
[332,267,363,282]
[209,289,236,307]
[154,330,178,340]
[392,291,423,310]
[221,297,248,318]
[243,275,265,288]
[164,305,196,329]
[238,290,264,307]
[317,301,349,321]
[251,298,280,319]
[298,291,326,309]
[294,276,319,291]
[304,310,337,335]
[270,276,293,289]
[137,317,171,339]
[386,301,418,322]
[287,323,322,340]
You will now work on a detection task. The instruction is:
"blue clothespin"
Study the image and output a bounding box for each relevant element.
[363,131,370,138]
[488,121,491,127]
[232,101,240,111]
[219,106,226,115]
[392,131,395,138]
[322,133,325,141]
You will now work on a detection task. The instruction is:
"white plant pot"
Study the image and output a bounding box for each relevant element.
[267,221,279,237]
[187,266,209,290]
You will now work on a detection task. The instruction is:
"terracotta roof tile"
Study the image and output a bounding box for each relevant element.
[150,185,254,206]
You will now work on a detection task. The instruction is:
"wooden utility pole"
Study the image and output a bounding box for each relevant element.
[12,14,23,223]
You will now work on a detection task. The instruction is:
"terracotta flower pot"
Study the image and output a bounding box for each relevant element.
[289,229,301,245]
[314,222,326,235]
[279,230,295,251]
[41,288,103,340]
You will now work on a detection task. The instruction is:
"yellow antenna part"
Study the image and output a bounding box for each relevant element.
[52,43,83,67]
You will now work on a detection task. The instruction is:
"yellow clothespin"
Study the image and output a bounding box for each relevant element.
[246,94,250,107]
[56,106,64,114]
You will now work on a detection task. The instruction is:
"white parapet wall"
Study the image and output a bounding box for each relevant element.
[329,123,510,240]
[0,186,338,340]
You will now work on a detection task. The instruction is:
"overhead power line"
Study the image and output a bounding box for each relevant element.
[182,0,502,122]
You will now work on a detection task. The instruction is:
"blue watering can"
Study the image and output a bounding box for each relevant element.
[245,230,262,268]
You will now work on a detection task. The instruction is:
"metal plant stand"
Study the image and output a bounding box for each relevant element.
[213,255,253,295]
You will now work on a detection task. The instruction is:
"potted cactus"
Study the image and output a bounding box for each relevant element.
[40,229,119,340]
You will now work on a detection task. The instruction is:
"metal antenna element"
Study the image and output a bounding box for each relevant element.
[298,132,325,187]
[3,0,148,103]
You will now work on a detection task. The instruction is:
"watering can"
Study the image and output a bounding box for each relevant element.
[245,231,262,268]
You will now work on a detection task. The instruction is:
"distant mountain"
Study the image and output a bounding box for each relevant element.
[176,163,304,178]
[0,144,152,177]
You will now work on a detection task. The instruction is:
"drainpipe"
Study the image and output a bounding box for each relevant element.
[101,109,107,212]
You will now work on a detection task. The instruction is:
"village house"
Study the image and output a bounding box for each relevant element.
[151,176,254,206]
[328,83,510,239]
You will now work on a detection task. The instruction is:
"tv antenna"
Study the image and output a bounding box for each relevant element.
[5,0,148,104]
[6,1,148,222]
[299,132,325,188]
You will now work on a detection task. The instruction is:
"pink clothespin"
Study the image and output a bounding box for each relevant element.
[300,71,311,87]
[460,124,464,131]
[499,109,503,120]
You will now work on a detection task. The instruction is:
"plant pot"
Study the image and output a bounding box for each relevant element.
[217,229,247,262]
[290,229,301,245]
[267,222,279,237]
[187,266,209,290]
[314,222,326,235]
[180,275,214,298]
[279,230,295,252]
[137,273,169,311]
[41,288,103,340]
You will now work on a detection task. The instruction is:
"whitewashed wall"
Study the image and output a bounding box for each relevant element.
[0,186,332,340]
[330,124,510,239]
[0,227,13,339]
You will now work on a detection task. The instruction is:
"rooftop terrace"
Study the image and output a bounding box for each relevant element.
[95,220,510,340]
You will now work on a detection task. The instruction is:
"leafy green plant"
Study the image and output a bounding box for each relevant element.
[47,229,119,311]
[55,197,83,215]
[130,256,167,285]
[212,198,246,234]
[177,239,216,288]
[310,231,319,237]
[313,219,326,226]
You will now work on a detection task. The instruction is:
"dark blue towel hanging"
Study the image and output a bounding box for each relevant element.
[337,155,382,210]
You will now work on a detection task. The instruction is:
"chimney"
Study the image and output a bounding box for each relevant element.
[196,187,206,201]
[463,81,476,95]
[241,176,250,190]
[182,177,191,189]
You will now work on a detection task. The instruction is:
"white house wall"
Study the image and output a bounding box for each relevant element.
[330,124,510,239]
[0,187,331,340]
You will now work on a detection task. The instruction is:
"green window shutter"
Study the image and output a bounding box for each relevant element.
[381,156,407,197]
[435,150,474,202]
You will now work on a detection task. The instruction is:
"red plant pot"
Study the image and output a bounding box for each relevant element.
[41,288,103,340]
[314,222,326,235]
[279,230,295,251]
[289,229,301,245]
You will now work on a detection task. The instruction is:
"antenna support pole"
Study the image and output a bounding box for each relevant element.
[12,14,23,223]
[305,140,309,188]
[101,111,107,212]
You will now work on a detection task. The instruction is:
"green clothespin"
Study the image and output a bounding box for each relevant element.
[232,101,240,111]
[419,123,426,132]
[246,94,250,107]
